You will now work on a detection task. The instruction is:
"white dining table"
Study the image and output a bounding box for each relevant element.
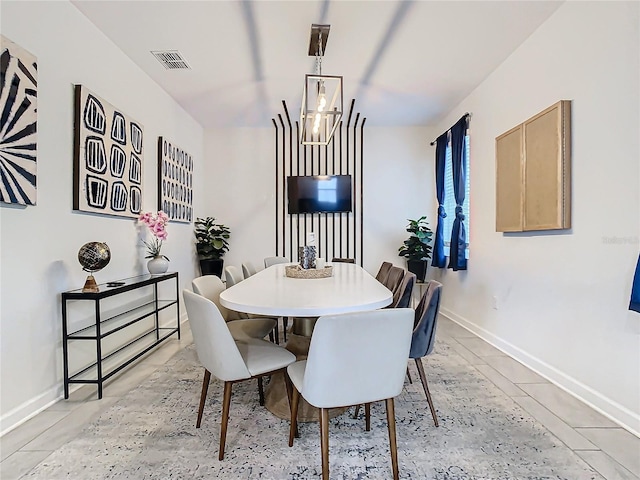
[219,262,393,318]
[219,261,394,421]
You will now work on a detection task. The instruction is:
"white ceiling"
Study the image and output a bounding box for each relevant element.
[71,0,563,129]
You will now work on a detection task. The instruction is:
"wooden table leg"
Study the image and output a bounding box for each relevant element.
[263,329,347,421]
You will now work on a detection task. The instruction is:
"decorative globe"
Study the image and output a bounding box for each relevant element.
[78,242,111,273]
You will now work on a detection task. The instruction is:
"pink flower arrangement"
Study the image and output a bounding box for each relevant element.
[138,211,169,260]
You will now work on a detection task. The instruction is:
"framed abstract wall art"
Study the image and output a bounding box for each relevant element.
[157,137,193,223]
[0,35,38,206]
[73,85,143,218]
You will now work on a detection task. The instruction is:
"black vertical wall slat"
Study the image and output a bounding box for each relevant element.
[360,118,366,267]
[332,132,336,260]
[310,140,315,252]
[282,101,293,260]
[278,114,286,258]
[303,127,307,251]
[353,113,360,264]
[275,101,364,267]
[295,121,300,262]
[314,145,322,257]
[344,100,354,259]
[272,119,279,255]
[338,122,343,259]
[324,143,328,261]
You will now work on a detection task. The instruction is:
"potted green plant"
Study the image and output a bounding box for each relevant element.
[398,216,433,282]
[194,217,230,277]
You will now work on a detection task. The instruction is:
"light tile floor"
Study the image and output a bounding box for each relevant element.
[1,318,639,480]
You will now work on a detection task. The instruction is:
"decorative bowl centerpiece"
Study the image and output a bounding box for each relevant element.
[285,264,333,279]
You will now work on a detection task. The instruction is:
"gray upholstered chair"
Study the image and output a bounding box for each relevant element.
[264,256,289,268]
[183,289,296,460]
[287,309,414,480]
[390,271,416,309]
[375,261,393,283]
[192,275,276,342]
[242,261,258,279]
[410,280,443,427]
[383,266,405,296]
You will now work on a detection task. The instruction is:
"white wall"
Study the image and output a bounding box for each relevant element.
[202,126,434,276]
[0,1,204,434]
[429,1,640,433]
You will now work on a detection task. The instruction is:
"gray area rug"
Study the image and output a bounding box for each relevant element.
[28,340,600,479]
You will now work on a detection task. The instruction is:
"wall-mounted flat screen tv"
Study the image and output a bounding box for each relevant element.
[287,175,352,214]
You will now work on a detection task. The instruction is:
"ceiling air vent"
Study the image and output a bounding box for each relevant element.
[151,50,191,70]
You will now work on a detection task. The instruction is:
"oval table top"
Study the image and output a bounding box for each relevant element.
[219,262,392,317]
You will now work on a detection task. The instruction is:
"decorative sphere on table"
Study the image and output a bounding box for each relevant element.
[78,242,111,292]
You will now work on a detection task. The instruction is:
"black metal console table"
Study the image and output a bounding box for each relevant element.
[61,272,180,399]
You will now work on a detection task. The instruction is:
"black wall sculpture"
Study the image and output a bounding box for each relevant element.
[273,99,366,266]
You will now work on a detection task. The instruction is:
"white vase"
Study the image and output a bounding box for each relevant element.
[147,256,169,275]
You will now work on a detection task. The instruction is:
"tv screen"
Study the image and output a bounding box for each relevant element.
[287,175,352,214]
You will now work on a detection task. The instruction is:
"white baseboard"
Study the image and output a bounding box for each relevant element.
[440,307,640,437]
[0,387,60,437]
[1,315,190,437]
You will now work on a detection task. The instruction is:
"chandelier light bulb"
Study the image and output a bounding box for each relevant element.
[317,82,327,112]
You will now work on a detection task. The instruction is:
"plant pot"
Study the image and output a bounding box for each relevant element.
[199,258,224,278]
[147,256,169,275]
[407,259,428,283]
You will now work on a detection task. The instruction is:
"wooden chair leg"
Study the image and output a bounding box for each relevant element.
[352,404,361,419]
[289,386,300,447]
[274,322,280,344]
[284,373,299,439]
[406,366,413,384]
[365,403,371,432]
[219,381,233,460]
[415,358,439,427]
[320,407,330,480]
[269,330,275,343]
[282,317,288,342]
[196,369,211,428]
[385,398,400,480]
[258,376,265,406]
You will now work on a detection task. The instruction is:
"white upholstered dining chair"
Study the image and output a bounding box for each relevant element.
[224,265,244,287]
[264,256,289,268]
[191,275,276,341]
[223,266,285,344]
[287,308,414,480]
[242,261,258,279]
[183,289,296,460]
[261,256,292,342]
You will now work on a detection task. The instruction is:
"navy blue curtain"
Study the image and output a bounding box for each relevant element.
[630,254,640,313]
[431,133,448,268]
[448,114,469,271]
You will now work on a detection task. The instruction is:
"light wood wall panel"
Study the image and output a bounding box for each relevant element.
[495,100,571,232]
[495,126,524,232]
